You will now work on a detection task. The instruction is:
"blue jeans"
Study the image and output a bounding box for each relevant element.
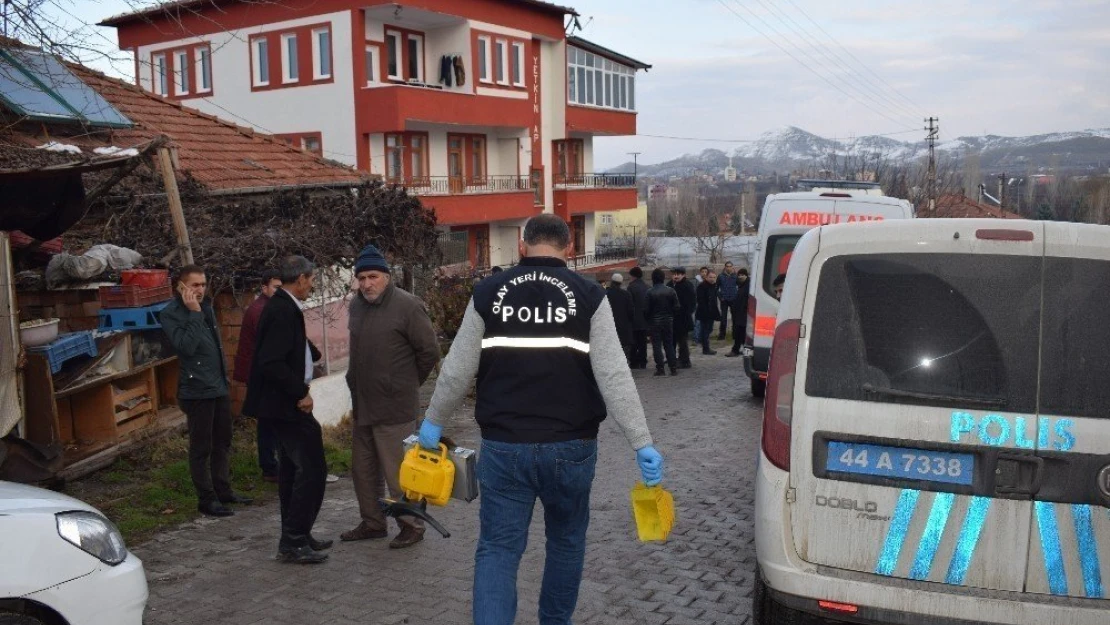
[474,438,598,625]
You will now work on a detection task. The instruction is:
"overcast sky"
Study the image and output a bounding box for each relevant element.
[42,0,1110,169]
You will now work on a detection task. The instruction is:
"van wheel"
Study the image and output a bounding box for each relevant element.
[0,612,46,625]
[751,377,766,398]
[752,569,802,625]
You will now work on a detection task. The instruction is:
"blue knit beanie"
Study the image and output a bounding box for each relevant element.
[355,245,390,274]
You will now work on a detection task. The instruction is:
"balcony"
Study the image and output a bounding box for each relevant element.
[554,173,638,216]
[391,175,539,225]
[356,82,532,134]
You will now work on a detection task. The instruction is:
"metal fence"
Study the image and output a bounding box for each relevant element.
[554,173,636,188]
[437,231,469,266]
[393,175,532,195]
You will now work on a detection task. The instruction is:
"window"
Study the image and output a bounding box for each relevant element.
[406,34,424,82]
[1041,257,1110,420]
[152,53,167,95]
[470,136,486,181]
[555,139,584,182]
[494,39,508,84]
[281,33,298,83]
[313,28,331,79]
[477,36,491,83]
[566,46,637,111]
[511,42,525,86]
[364,45,380,84]
[252,37,269,86]
[806,253,1041,412]
[410,134,425,178]
[384,133,429,182]
[195,47,212,92]
[601,214,613,225]
[385,31,402,80]
[173,50,189,95]
[385,134,403,180]
[302,135,322,155]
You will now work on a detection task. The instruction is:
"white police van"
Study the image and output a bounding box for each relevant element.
[754,219,1110,624]
[743,189,913,397]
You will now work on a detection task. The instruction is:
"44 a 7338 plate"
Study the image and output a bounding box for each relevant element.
[826,441,974,486]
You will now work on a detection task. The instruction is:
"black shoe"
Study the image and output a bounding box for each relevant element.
[278,544,329,564]
[702,349,717,355]
[308,535,333,551]
[670,367,678,376]
[220,493,254,505]
[654,368,666,376]
[198,501,234,517]
[725,351,740,358]
[680,362,692,369]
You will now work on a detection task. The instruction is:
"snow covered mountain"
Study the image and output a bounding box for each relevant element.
[614,126,1110,178]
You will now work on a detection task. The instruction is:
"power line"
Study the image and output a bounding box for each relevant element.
[636,128,921,143]
[720,0,917,130]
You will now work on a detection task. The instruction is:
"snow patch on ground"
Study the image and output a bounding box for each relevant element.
[94,146,140,157]
[36,141,82,154]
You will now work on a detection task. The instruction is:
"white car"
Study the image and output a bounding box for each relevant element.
[755,219,1109,624]
[0,481,147,625]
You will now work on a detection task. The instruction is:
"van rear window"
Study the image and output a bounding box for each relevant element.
[806,254,1040,413]
[763,235,799,298]
[1041,257,1110,420]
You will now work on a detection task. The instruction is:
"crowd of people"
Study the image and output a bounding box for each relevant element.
[159,214,665,625]
[599,261,752,376]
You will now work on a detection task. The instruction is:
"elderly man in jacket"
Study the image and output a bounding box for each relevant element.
[161,264,252,518]
[341,244,441,549]
[626,266,650,369]
[243,256,330,564]
[605,272,635,365]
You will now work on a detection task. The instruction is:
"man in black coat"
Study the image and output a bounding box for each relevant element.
[645,268,680,376]
[667,267,697,368]
[243,255,330,565]
[605,272,635,365]
[626,266,650,369]
[696,271,721,355]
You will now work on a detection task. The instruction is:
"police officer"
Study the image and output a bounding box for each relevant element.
[418,214,665,625]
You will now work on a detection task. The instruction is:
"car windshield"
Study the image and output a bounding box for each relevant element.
[805,253,1041,412]
[763,235,799,298]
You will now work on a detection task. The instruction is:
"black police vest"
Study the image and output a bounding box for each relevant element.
[470,256,608,444]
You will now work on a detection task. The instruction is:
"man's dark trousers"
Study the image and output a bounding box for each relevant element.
[180,396,234,506]
[718,298,737,339]
[673,328,691,366]
[651,323,677,371]
[257,418,278,477]
[631,329,649,368]
[271,414,328,548]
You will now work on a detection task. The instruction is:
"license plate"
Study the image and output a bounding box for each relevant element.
[826,441,974,486]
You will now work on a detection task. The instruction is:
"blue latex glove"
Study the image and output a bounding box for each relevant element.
[636,445,664,486]
[418,420,443,450]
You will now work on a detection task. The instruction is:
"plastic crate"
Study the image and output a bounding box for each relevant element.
[98,301,171,331]
[99,284,172,309]
[121,269,169,288]
[26,331,97,374]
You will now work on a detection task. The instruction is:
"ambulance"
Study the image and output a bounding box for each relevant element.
[743,190,913,397]
[753,218,1110,624]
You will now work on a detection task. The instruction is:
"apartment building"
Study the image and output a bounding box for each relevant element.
[102,0,648,268]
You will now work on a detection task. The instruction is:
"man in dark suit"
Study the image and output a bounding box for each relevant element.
[667,267,697,368]
[243,255,330,565]
[605,272,635,365]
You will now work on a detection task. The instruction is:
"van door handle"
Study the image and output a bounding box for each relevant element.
[994,452,1044,497]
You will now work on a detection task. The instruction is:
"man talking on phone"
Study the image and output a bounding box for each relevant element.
[161,265,252,517]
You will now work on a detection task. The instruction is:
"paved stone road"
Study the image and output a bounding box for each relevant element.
[137,346,763,625]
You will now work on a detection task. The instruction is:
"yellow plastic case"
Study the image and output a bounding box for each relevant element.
[399,443,456,506]
[631,482,675,542]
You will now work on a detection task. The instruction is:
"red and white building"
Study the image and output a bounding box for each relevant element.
[101,0,648,268]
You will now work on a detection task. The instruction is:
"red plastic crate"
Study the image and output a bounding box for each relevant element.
[121,269,169,288]
[99,283,173,309]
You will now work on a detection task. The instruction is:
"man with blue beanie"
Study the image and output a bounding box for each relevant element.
[341,244,441,549]
[418,214,665,625]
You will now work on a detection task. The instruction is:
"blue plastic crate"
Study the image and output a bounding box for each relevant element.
[98,301,170,331]
[27,331,98,374]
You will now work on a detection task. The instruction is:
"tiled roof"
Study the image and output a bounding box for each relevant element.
[100,0,576,26]
[920,194,1024,220]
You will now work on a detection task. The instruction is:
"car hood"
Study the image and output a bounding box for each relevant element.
[0,481,100,515]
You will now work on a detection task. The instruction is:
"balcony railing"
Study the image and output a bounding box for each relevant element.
[569,245,638,270]
[387,175,532,196]
[554,173,637,189]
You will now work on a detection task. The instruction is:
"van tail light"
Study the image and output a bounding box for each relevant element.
[746,295,757,344]
[762,319,801,471]
[818,600,859,615]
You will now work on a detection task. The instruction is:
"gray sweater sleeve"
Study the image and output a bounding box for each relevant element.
[425,299,485,427]
[590,297,654,450]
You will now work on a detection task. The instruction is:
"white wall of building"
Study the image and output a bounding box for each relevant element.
[134,11,358,166]
[538,39,566,213]
[583,213,596,256]
[425,24,471,93]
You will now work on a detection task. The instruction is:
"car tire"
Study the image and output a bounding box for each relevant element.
[751,376,766,398]
[753,571,804,625]
[0,612,46,625]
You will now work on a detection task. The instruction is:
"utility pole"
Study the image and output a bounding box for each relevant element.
[925,117,939,214]
[998,172,1006,211]
[627,152,641,178]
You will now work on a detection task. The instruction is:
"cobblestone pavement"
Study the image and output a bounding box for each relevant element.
[136,343,764,625]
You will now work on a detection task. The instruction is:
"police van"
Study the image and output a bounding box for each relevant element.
[743,190,913,397]
[753,218,1110,624]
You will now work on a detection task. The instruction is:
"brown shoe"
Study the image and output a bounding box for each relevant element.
[389,525,425,549]
[340,522,388,542]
